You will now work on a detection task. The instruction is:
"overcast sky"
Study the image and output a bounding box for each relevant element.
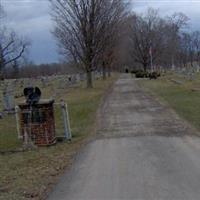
[1,0,200,64]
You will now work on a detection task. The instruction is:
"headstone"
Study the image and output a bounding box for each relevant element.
[196,65,200,73]
[171,64,175,71]
[76,74,80,82]
[58,78,65,89]
[41,77,47,88]
[0,112,3,119]
[20,80,24,88]
[72,75,77,84]
[80,73,84,81]
[2,84,15,112]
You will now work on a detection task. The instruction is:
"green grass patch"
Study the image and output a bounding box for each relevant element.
[138,72,200,130]
[0,75,118,200]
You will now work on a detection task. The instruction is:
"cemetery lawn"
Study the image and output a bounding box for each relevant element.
[0,75,118,200]
[138,72,200,131]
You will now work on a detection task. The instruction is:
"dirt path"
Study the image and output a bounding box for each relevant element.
[97,74,195,138]
[48,74,200,200]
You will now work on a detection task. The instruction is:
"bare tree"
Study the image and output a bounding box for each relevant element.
[128,8,190,71]
[100,1,129,79]
[165,13,189,68]
[192,31,200,66]
[50,0,128,87]
[178,31,200,69]
[0,4,30,79]
[129,9,167,71]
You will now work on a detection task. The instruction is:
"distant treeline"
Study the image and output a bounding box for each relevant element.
[3,62,82,79]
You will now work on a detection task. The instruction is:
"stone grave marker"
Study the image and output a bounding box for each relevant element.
[2,83,15,112]
[196,65,200,73]
[76,74,80,82]
[58,78,65,89]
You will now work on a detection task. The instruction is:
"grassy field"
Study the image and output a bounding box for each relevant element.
[138,72,200,131]
[0,75,117,200]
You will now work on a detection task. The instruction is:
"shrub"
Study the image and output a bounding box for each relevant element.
[149,72,159,79]
[135,70,149,78]
[131,70,138,74]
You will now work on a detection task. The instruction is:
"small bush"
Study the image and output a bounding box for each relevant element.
[149,72,160,79]
[135,70,149,78]
[131,70,138,74]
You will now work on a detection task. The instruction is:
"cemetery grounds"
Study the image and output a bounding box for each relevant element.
[0,74,118,200]
[138,71,200,131]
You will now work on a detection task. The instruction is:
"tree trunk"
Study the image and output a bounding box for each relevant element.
[86,71,93,88]
[0,60,5,80]
[190,58,194,68]
[143,63,147,72]
[171,56,174,69]
[102,63,106,80]
[108,67,111,77]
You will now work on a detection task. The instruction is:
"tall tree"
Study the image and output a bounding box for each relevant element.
[192,31,200,66]
[99,1,128,79]
[165,13,189,68]
[179,31,200,69]
[129,9,166,71]
[0,3,29,79]
[50,0,128,87]
[128,9,190,71]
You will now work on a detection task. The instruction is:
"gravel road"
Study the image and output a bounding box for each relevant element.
[48,74,200,200]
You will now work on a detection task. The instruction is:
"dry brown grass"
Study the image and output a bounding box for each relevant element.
[0,74,118,200]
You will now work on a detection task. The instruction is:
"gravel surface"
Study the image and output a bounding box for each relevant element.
[48,74,200,200]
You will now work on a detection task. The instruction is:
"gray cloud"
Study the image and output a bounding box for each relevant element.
[134,0,200,30]
[1,0,58,64]
[1,0,200,64]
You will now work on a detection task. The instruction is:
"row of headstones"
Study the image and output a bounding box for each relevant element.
[0,77,43,115]
[0,80,18,113]
[0,71,103,114]
[54,71,102,90]
[174,65,200,80]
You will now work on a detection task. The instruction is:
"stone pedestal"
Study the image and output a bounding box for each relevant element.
[18,99,56,146]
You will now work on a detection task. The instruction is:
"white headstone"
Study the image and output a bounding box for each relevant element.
[3,84,15,111]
